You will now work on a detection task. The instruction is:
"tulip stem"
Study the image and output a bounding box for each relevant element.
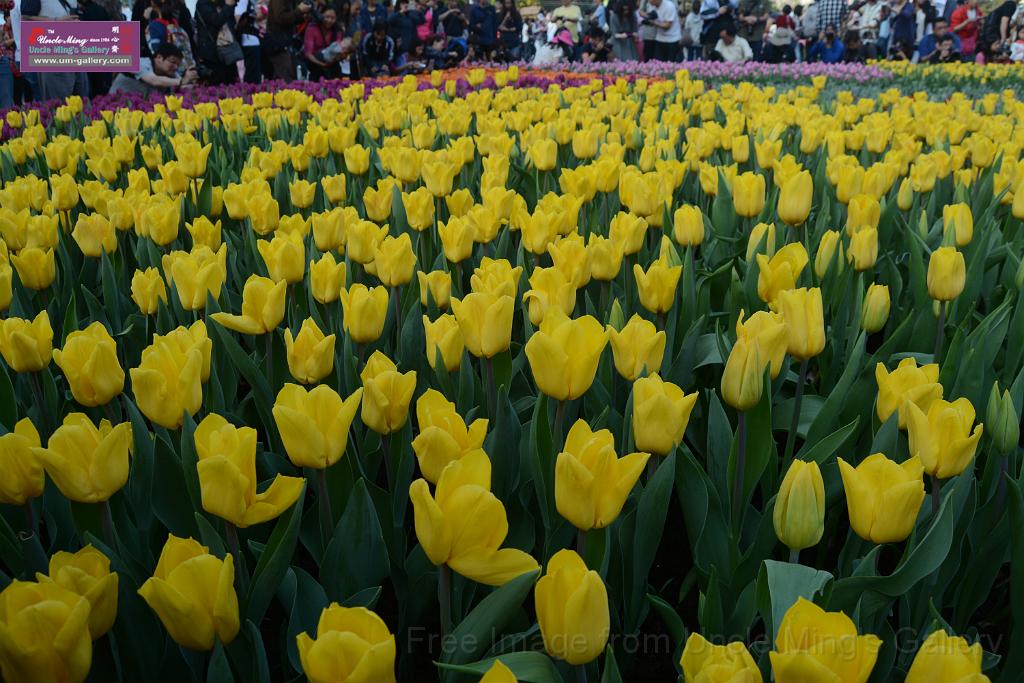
[391,286,402,345]
[554,399,566,447]
[100,500,116,550]
[316,468,333,537]
[438,564,452,636]
[997,454,1009,513]
[576,664,588,683]
[931,474,942,518]
[732,411,747,530]
[225,522,249,596]
[28,372,51,438]
[381,434,393,491]
[789,548,800,564]
[265,332,274,385]
[482,356,497,420]
[934,301,946,364]
[783,358,810,466]
[577,528,587,560]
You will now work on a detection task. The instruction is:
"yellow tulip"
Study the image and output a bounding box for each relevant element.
[609,212,648,256]
[774,460,825,552]
[897,177,915,211]
[907,398,984,480]
[297,605,396,683]
[10,247,56,290]
[52,322,124,407]
[360,351,417,435]
[346,220,388,265]
[927,247,966,301]
[731,135,751,163]
[321,173,347,205]
[130,267,167,315]
[451,293,514,359]
[747,222,777,262]
[439,216,475,264]
[423,313,463,373]
[672,205,705,246]
[340,284,389,344]
[403,187,435,232]
[736,310,787,379]
[289,179,316,209]
[479,660,517,683]
[526,312,607,401]
[522,267,576,326]
[778,288,825,360]
[555,419,649,530]
[470,258,522,299]
[409,450,539,585]
[273,383,363,470]
[258,232,305,284]
[847,227,878,271]
[140,197,180,246]
[587,235,624,281]
[186,216,222,251]
[138,534,239,651]
[632,373,697,456]
[278,214,311,239]
[757,243,808,304]
[634,260,682,315]
[0,580,92,683]
[835,164,864,204]
[777,171,813,226]
[770,598,881,682]
[284,319,335,384]
[0,418,44,505]
[371,233,417,287]
[34,414,132,503]
[733,172,767,218]
[211,275,286,335]
[905,631,989,683]
[162,245,227,310]
[72,213,116,257]
[412,389,487,484]
[247,193,280,235]
[722,336,766,412]
[814,230,844,279]
[838,453,926,543]
[0,311,53,373]
[529,139,557,171]
[535,549,608,665]
[312,207,351,252]
[49,173,79,211]
[548,234,592,289]
[363,182,394,223]
[130,328,207,429]
[418,271,451,309]
[309,253,347,304]
[875,358,944,429]
[37,545,118,639]
[861,283,890,333]
[846,194,880,234]
[423,158,457,197]
[607,314,666,381]
[344,144,371,175]
[680,633,762,683]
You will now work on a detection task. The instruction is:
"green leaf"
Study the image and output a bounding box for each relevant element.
[0,364,15,430]
[805,333,866,446]
[626,454,675,632]
[320,479,390,601]
[442,569,540,665]
[797,418,860,464]
[436,651,564,683]
[1001,479,1024,679]
[758,560,833,642]
[206,641,235,683]
[246,485,305,623]
[601,647,623,683]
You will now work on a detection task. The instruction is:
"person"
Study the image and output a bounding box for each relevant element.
[809,22,844,60]
[358,0,387,32]
[763,13,795,61]
[588,0,608,33]
[608,0,638,59]
[361,18,394,74]
[736,0,769,59]
[235,0,261,82]
[949,0,982,57]
[425,31,463,66]
[195,0,240,84]
[436,0,468,37]
[876,2,890,54]
[21,0,91,100]
[713,24,752,59]
[389,0,425,60]
[639,0,658,58]
[841,27,864,59]
[497,0,522,59]
[145,0,196,76]
[647,0,682,60]
[979,0,1016,60]
[854,0,881,53]
[0,10,14,109]
[814,0,847,39]
[915,0,936,44]
[417,0,435,41]
[469,0,498,59]
[928,31,960,59]
[683,1,703,58]
[265,0,312,80]
[583,25,613,59]
[700,0,736,55]
[550,0,583,56]
[304,5,342,78]
[110,42,199,94]
[888,0,916,58]
[915,17,959,60]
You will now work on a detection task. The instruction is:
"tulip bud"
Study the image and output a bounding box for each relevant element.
[340,284,389,344]
[897,177,915,211]
[556,420,648,530]
[274,384,363,469]
[360,351,417,435]
[905,630,985,683]
[860,283,890,334]
[536,549,609,665]
[309,253,347,305]
[722,336,765,412]
[10,247,56,291]
[838,453,926,543]
[757,243,808,305]
[587,234,624,281]
[746,222,776,262]
[418,270,452,309]
[35,414,133,503]
[814,230,844,279]
[927,246,966,302]
[732,172,767,219]
[53,322,125,407]
[284,318,336,384]
[526,312,607,401]
[138,535,240,651]
[907,398,984,480]
[778,287,825,360]
[423,314,463,373]
[847,227,878,271]
[0,311,53,373]
[371,233,417,287]
[673,204,706,245]
[773,460,825,552]
[451,292,514,359]
[38,545,119,639]
[297,605,397,683]
[771,598,882,681]
[942,202,974,247]
[0,580,93,683]
[986,382,1020,455]
[633,260,683,315]
[680,633,761,683]
[411,389,487,483]
[162,245,227,311]
[777,170,813,226]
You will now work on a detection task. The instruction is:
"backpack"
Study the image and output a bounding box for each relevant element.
[165,21,197,73]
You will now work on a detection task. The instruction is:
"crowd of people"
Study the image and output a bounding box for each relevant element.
[0,0,1022,107]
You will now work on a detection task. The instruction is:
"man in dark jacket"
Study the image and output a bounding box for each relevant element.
[388,0,425,57]
[265,0,312,80]
[195,0,238,84]
[468,0,497,58]
[359,0,388,32]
